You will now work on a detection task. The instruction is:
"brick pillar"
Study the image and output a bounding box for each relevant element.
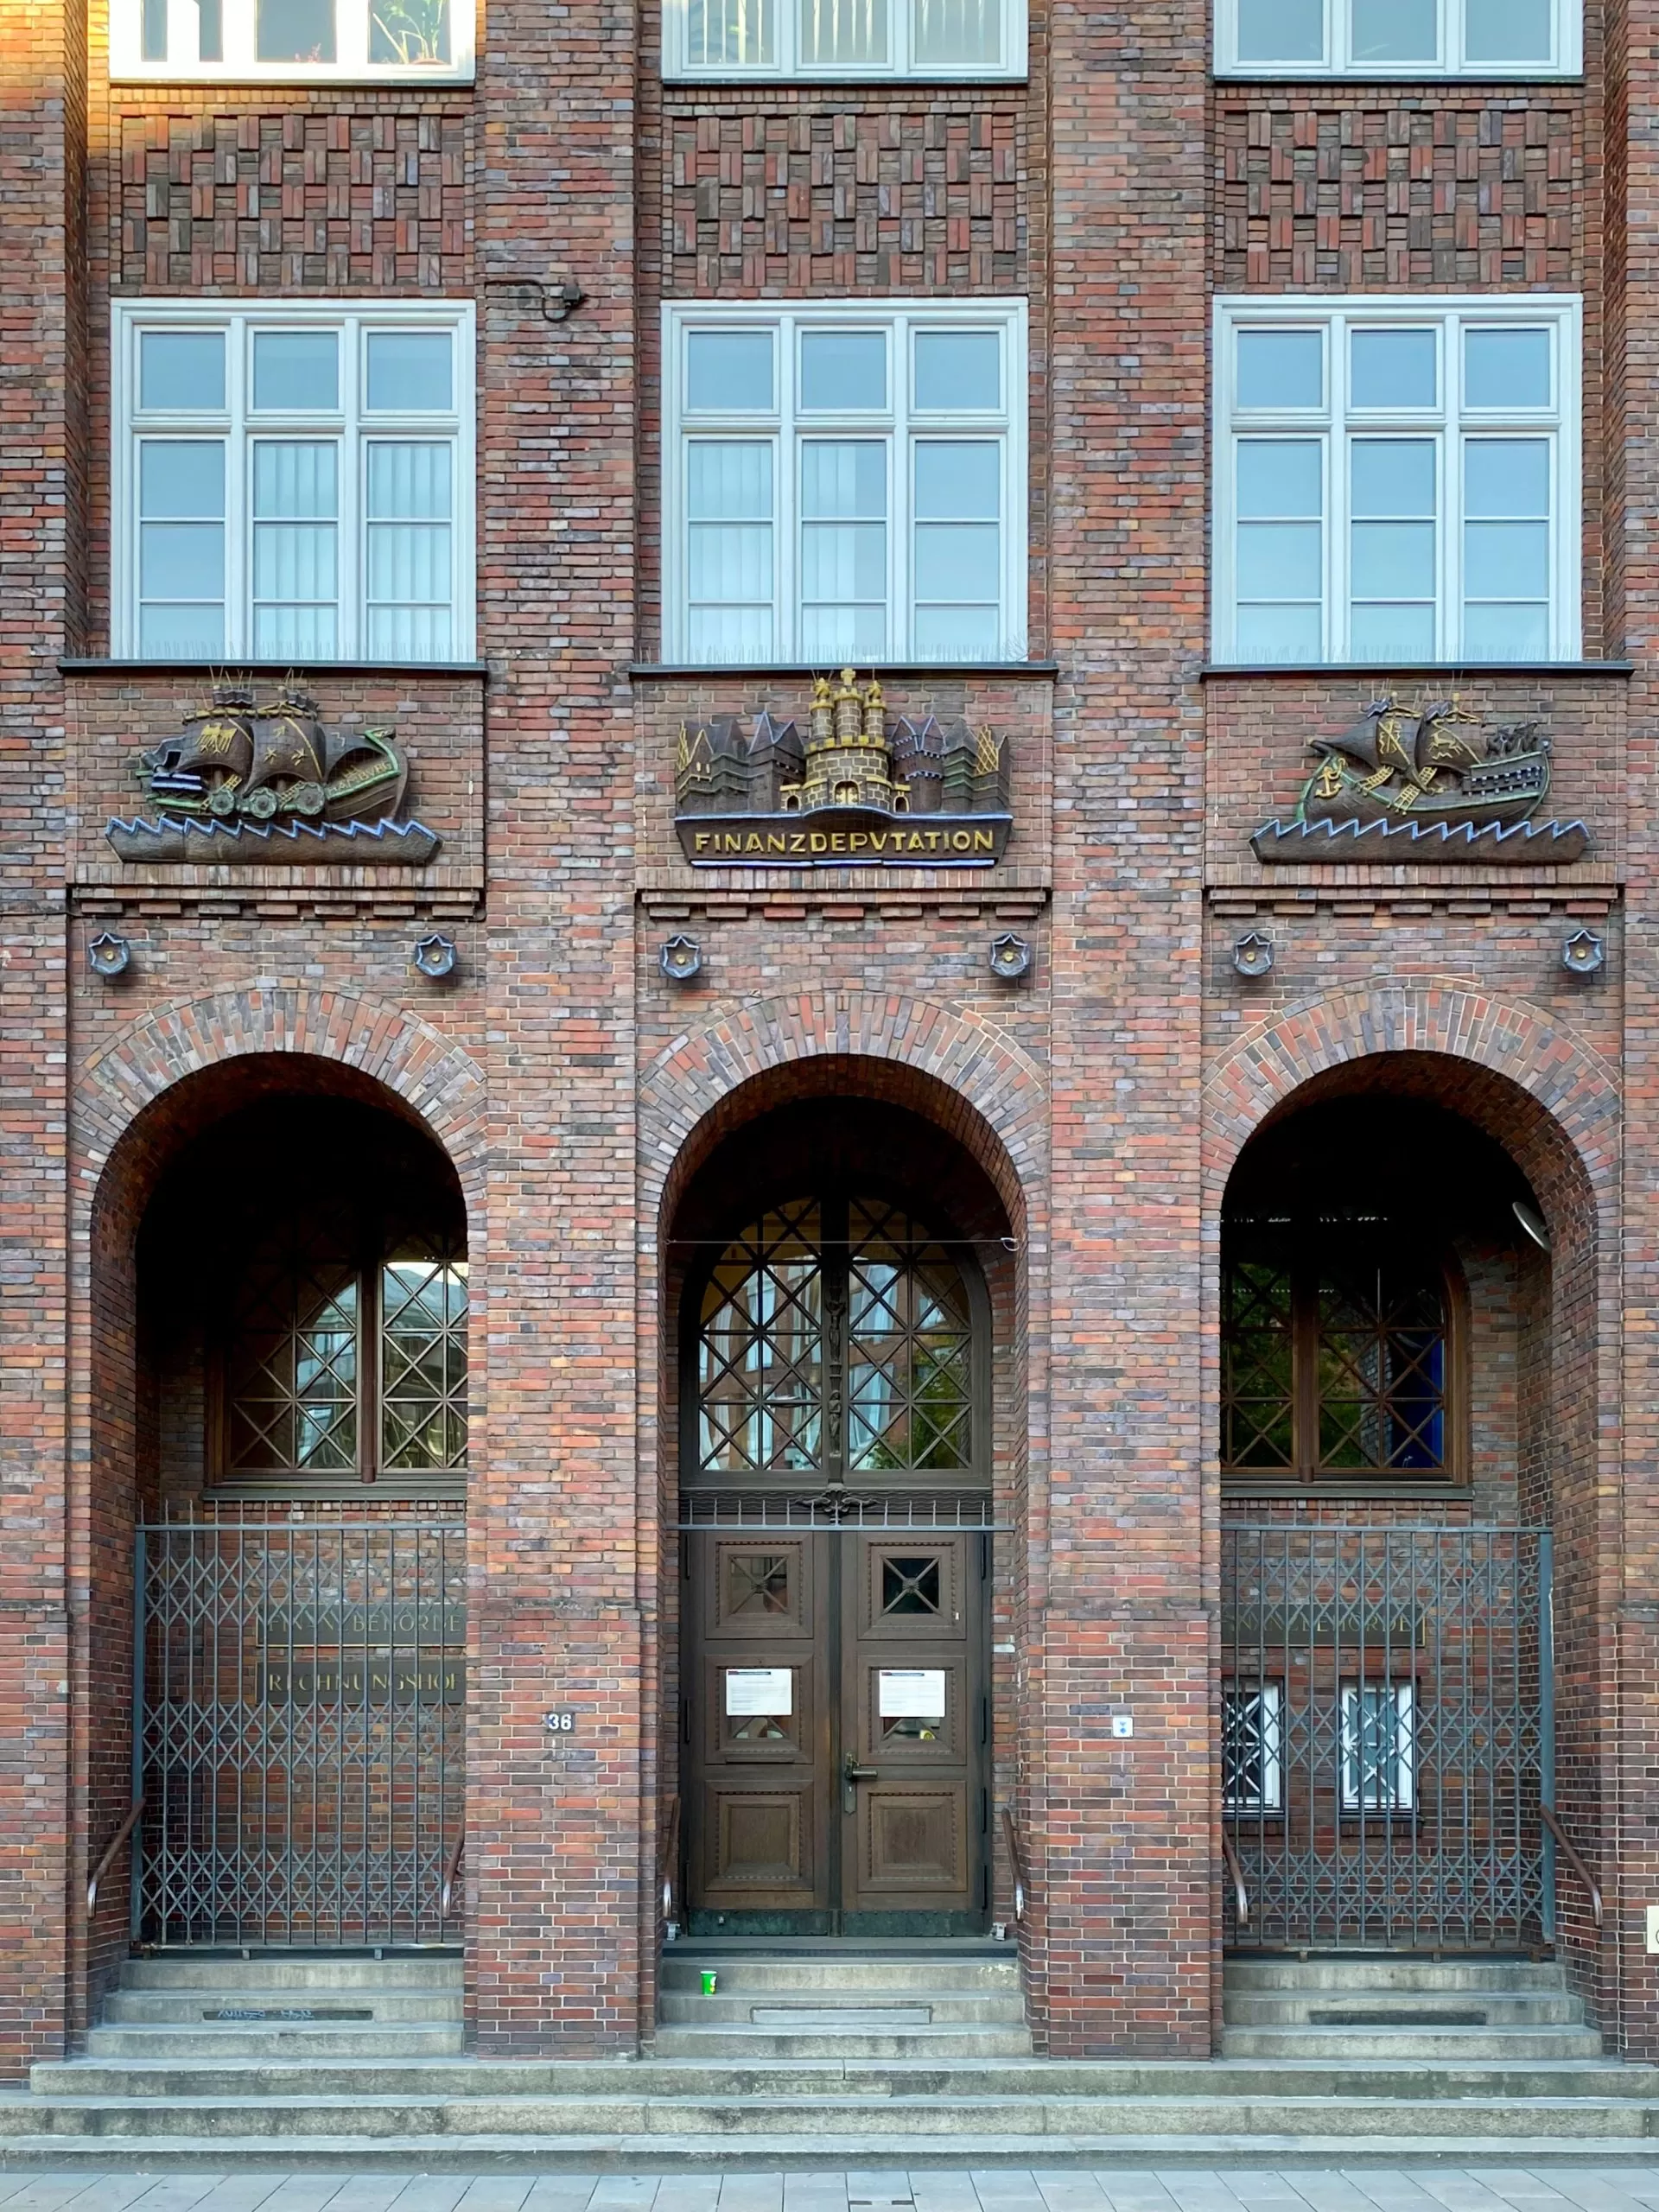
[1038,0,1214,2056]
[0,0,79,2082]
[467,0,644,2054]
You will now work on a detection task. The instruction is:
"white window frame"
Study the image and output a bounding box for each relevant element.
[662,297,1028,667]
[663,0,1024,79]
[1213,0,1578,74]
[1223,1681,1284,1814]
[111,0,475,81]
[112,299,476,663]
[1211,294,1582,667]
[1339,1681,1416,1813]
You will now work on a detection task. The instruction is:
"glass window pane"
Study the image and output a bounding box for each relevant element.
[915,521,998,600]
[687,442,773,661]
[1236,329,1324,410]
[139,440,226,518]
[1465,518,1549,598]
[140,330,226,411]
[914,330,1001,412]
[253,330,340,412]
[1462,601,1548,657]
[140,522,226,600]
[1351,520,1435,598]
[913,603,998,658]
[687,330,775,413]
[368,0,453,62]
[199,0,224,56]
[1464,438,1550,517]
[365,330,453,412]
[1465,0,1550,59]
[366,441,452,519]
[800,332,887,412]
[914,441,1000,519]
[1236,0,1323,59]
[801,442,887,660]
[913,0,1000,64]
[1351,437,1435,517]
[1350,328,1438,410]
[142,0,167,60]
[801,440,885,518]
[1351,604,1436,659]
[253,443,339,660]
[686,0,775,63]
[366,445,452,659]
[800,0,887,64]
[1236,604,1322,660]
[257,0,336,59]
[689,439,772,520]
[1238,520,1323,599]
[1236,438,1322,518]
[1464,327,1552,410]
[1351,0,1435,60]
[254,440,338,520]
[139,603,225,657]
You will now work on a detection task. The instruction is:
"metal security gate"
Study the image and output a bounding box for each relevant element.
[1221,1525,1551,1950]
[135,1522,466,1947]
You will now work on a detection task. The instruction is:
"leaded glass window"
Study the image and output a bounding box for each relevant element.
[1222,1222,1452,1482]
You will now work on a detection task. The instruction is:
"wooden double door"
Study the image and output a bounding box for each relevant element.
[684,1529,988,1934]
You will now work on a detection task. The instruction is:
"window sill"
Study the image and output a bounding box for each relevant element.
[632,659,1058,681]
[1200,660,1631,679]
[661,68,1028,84]
[1222,1479,1467,1500]
[111,68,476,86]
[201,1479,467,1503]
[62,658,489,679]
[1212,67,1584,80]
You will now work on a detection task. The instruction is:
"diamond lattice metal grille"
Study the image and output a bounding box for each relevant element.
[1221,1524,1549,1950]
[137,1522,466,1947]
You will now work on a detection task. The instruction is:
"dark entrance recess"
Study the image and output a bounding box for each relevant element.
[675,1148,1001,1937]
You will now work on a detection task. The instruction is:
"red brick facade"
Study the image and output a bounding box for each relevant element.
[2,0,1656,2082]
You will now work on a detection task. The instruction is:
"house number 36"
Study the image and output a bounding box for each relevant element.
[543,1710,575,1733]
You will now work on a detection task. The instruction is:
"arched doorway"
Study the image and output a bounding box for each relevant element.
[671,1103,1007,1937]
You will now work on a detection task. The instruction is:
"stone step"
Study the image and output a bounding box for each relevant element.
[83,2025,467,2061]
[1224,1957,1564,1992]
[104,1987,464,2024]
[658,1956,1020,1993]
[6,2130,1659,2174]
[118,1954,462,1991]
[651,2026,1037,2059]
[1223,1989,1586,2025]
[658,1993,1025,2024]
[3,2088,1659,2145]
[1219,2025,1607,2061]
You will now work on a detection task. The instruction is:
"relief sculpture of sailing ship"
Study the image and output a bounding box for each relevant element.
[105,682,440,865]
[1251,696,1591,865]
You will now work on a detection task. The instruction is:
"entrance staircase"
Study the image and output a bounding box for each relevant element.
[4,1945,1659,2169]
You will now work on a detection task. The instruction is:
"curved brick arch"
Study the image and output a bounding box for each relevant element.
[637,989,1049,1232]
[1202,979,1618,1205]
[74,984,489,1222]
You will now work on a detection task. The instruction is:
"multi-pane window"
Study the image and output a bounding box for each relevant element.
[1223,1682,1284,1812]
[111,0,475,80]
[664,303,1027,666]
[1215,0,1576,73]
[666,0,1020,76]
[1340,1683,1416,1812]
[221,1212,467,1485]
[113,302,474,662]
[1212,299,1580,665]
[1222,1222,1453,1482]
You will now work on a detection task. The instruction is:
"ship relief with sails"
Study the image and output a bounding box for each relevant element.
[1251,696,1591,864]
[105,683,441,865]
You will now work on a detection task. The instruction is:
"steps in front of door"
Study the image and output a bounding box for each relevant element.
[83,1953,464,2063]
[653,1945,1032,2058]
[1221,1956,1604,2061]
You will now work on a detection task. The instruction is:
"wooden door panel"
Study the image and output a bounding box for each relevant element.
[860,1786,969,1891]
[705,1785,816,1897]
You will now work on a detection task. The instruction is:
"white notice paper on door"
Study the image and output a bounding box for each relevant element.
[878,1668,946,1717]
[724,1667,794,1716]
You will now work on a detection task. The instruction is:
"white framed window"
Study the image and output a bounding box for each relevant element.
[1223,1681,1284,1813]
[663,300,1027,666]
[1214,0,1578,74]
[1339,1681,1416,1813]
[111,0,475,81]
[664,0,1022,78]
[113,301,475,663]
[1212,296,1581,666]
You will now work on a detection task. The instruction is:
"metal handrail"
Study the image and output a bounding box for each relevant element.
[1220,1827,1250,1929]
[659,1794,682,1927]
[440,1831,464,1919]
[87,1797,144,1914]
[1541,1802,1603,1931]
[999,1805,1027,1924]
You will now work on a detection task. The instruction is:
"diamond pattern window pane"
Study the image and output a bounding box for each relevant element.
[1221,1257,1294,1471]
[1223,1681,1283,1810]
[226,1217,360,1475]
[1316,1258,1446,1471]
[846,1198,972,1471]
[381,1243,468,1472]
[697,1201,825,1474]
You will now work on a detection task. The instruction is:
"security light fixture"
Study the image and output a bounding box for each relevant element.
[1561,928,1605,977]
[88,931,132,979]
[660,934,703,982]
[1232,930,1274,978]
[411,933,458,980]
[988,932,1032,982]
[1513,1200,1553,1253]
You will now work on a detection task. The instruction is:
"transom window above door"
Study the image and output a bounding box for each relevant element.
[111,0,476,80]
[1214,0,1578,73]
[664,0,1022,76]
[111,302,475,663]
[663,302,1027,667]
[692,1195,979,1479]
[1211,297,1581,666]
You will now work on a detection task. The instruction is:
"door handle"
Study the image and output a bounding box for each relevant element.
[842,1754,878,1813]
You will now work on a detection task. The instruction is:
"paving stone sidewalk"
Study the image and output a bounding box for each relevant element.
[2,2171,1659,2212]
